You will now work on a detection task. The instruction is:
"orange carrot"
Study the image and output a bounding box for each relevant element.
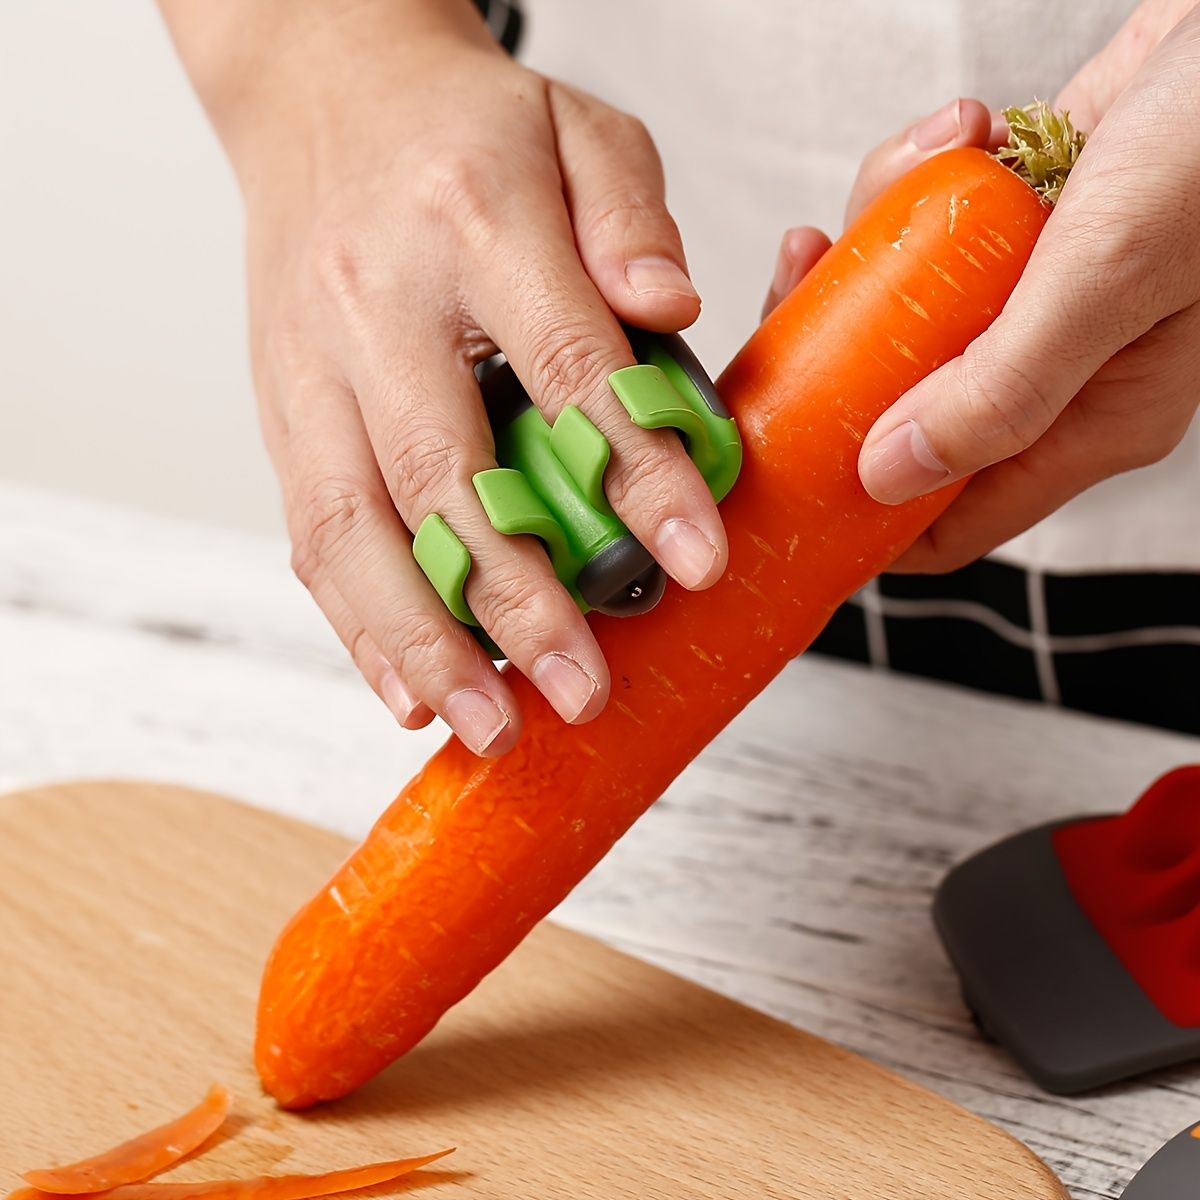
[257,143,1052,1108]
[21,1087,232,1194]
[8,1152,453,1200]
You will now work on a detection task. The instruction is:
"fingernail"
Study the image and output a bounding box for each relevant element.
[860,419,950,504]
[910,99,962,150]
[444,688,511,755]
[380,666,420,725]
[625,255,699,300]
[655,518,720,589]
[532,652,599,723]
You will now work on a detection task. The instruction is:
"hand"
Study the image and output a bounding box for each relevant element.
[766,1,1200,572]
[161,0,726,754]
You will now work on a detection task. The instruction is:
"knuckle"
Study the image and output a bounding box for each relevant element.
[289,539,319,589]
[1052,198,1183,322]
[473,570,564,653]
[611,110,655,152]
[907,524,977,576]
[384,421,470,512]
[306,211,372,317]
[923,545,977,576]
[414,150,505,240]
[580,190,673,246]
[578,101,653,149]
[602,433,682,516]
[1130,443,1170,470]
[290,477,370,583]
[524,320,613,413]
[958,354,1056,460]
[344,624,375,674]
[1123,423,1181,470]
[386,612,465,687]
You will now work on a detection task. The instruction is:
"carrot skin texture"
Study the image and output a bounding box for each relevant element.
[21,1086,232,1194]
[8,1151,454,1200]
[256,148,1049,1108]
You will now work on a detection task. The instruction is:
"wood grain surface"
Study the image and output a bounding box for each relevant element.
[0,780,1066,1199]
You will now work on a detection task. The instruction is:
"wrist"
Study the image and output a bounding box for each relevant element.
[162,0,500,192]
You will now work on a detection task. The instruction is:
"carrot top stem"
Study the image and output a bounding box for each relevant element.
[995,100,1086,205]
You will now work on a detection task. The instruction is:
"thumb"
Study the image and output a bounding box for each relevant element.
[549,82,700,333]
[860,13,1200,507]
[890,301,1200,572]
[857,225,1155,506]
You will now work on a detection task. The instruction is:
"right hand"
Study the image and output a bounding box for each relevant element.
[765,0,1200,575]
[195,1,726,754]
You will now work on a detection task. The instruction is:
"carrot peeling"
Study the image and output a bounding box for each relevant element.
[9,1151,454,1200]
[11,1087,450,1200]
[21,1086,233,1194]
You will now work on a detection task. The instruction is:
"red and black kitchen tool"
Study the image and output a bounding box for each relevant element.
[935,766,1200,1094]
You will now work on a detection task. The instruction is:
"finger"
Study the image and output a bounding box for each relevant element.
[282,378,523,755]
[259,379,432,726]
[845,98,995,225]
[471,192,729,593]
[550,82,700,333]
[890,305,1200,572]
[347,337,612,726]
[306,571,436,730]
[762,226,833,319]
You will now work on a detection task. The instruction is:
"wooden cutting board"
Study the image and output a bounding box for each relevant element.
[0,781,1066,1198]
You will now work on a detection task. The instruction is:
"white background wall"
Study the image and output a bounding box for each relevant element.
[1,2,280,533]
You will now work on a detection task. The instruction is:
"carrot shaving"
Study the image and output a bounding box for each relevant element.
[21,1087,233,1194]
[9,1151,454,1200]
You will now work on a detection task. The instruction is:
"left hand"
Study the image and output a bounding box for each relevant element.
[765,0,1200,572]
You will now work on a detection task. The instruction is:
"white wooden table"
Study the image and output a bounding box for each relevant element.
[3,482,1197,1199]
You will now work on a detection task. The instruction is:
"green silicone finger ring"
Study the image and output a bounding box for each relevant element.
[411,328,742,659]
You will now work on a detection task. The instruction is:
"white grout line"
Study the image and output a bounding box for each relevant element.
[847,590,1200,654]
[857,579,890,670]
[1026,567,1061,705]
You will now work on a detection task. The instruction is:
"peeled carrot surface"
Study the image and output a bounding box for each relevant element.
[21,1086,232,1194]
[8,1152,454,1200]
[256,147,1050,1108]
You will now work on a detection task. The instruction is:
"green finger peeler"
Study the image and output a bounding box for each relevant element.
[412,328,742,658]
